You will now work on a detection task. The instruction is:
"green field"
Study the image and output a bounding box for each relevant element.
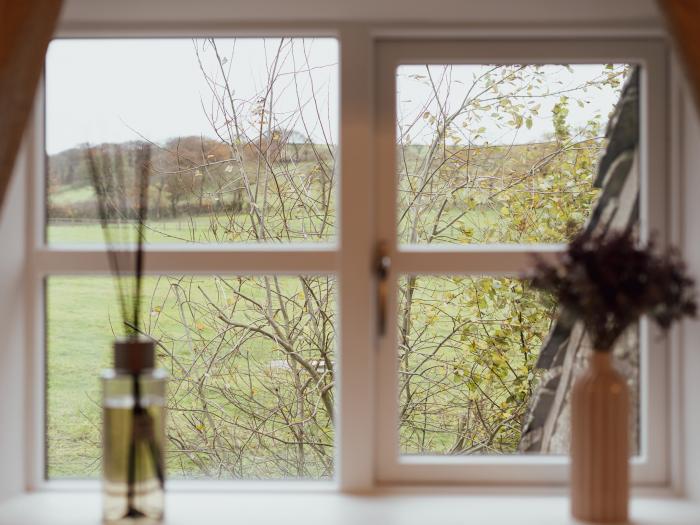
[50,185,96,206]
[48,216,231,244]
[47,277,122,477]
[47,213,337,244]
[46,269,337,479]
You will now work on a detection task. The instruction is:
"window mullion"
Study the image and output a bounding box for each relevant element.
[34,247,337,275]
[375,40,401,481]
[393,247,562,275]
[336,25,376,492]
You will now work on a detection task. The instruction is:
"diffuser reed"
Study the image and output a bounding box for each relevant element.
[86,144,167,523]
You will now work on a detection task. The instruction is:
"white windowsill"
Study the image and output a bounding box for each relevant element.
[0,491,698,525]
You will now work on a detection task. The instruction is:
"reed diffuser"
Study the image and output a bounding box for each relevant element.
[86,144,167,523]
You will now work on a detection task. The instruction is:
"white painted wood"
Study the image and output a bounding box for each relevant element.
[374,34,400,483]
[678,67,700,501]
[52,21,667,41]
[36,479,335,492]
[33,246,337,275]
[375,38,669,68]
[336,26,376,492]
[393,246,562,275]
[1,492,700,525]
[638,39,671,488]
[667,53,685,498]
[0,135,28,503]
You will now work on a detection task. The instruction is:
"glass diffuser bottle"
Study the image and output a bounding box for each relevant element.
[102,337,167,523]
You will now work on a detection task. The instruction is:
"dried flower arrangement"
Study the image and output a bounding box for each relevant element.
[527,229,697,351]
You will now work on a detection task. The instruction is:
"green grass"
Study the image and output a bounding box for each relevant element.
[47,214,336,244]
[46,274,335,479]
[49,185,96,205]
[46,277,120,477]
[48,216,219,244]
[46,271,547,477]
[43,186,569,479]
[46,209,499,246]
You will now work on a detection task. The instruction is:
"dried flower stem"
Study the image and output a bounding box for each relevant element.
[527,229,697,351]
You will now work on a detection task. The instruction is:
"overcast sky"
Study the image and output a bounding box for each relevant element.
[397,63,624,146]
[45,39,623,155]
[46,38,339,154]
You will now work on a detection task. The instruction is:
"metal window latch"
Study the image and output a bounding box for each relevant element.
[375,240,391,336]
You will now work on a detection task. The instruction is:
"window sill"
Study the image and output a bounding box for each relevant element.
[0,491,699,525]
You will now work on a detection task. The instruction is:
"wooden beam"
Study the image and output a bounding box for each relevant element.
[0,0,62,211]
[658,0,700,112]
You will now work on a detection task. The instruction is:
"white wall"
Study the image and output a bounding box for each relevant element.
[0,147,27,502]
[680,81,700,500]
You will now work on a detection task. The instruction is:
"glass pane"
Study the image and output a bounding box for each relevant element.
[396,64,634,245]
[46,275,336,479]
[397,275,639,456]
[46,38,338,244]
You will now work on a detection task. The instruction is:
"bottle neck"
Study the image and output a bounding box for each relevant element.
[591,350,613,370]
[114,337,155,373]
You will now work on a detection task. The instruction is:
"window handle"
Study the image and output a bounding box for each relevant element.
[375,241,391,336]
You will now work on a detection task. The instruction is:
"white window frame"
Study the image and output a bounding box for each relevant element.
[27,27,376,493]
[23,23,674,493]
[373,38,670,486]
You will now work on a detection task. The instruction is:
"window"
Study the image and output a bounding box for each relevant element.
[30,34,669,488]
[43,38,339,481]
[392,62,636,458]
[373,40,668,484]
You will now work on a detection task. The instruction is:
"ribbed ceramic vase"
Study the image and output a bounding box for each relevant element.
[570,351,629,523]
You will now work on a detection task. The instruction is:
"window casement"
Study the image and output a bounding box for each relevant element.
[373,38,669,486]
[26,29,671,491]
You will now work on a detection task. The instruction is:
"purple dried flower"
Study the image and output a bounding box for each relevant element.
[526,229,697,351]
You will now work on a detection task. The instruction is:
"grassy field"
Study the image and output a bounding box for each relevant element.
[47,214,337,244]
[44,200,553,478]
[48,216,227,244]
[46,207,502,246]
[47,277,121,477]
[50,185,96,206]
[46,264,337,479]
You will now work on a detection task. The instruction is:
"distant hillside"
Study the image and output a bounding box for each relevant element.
[47,133,331,220]
[47,135,602,223]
